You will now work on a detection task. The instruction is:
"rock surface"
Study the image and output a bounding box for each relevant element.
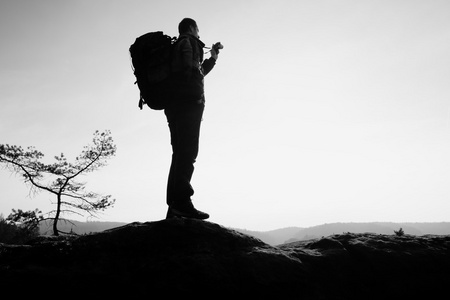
[1,219,449,298]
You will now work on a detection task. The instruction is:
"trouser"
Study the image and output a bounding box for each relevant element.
[164,102,205,206]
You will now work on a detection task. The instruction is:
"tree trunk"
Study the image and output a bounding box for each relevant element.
[53,194,62,236]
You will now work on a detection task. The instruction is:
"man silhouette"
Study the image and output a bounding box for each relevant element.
[165,18,221,219]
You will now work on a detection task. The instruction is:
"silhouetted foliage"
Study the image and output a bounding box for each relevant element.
[7,208,43,231]
[394,227,405,236]
[0,130,116,236]
[0,209,42,244]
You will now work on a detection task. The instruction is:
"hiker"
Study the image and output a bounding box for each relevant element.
[165,18,221,220]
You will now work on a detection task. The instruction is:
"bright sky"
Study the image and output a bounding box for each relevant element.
[1,0,450,231]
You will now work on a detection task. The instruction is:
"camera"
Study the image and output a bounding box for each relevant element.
[212,42,224,53]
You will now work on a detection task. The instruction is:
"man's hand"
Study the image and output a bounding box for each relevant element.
[211,42,223,60]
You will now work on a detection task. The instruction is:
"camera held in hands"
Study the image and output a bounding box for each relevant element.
[212,42,224,53]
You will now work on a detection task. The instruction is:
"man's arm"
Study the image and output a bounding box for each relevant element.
[202,58,216,76]
[202,43,220,76]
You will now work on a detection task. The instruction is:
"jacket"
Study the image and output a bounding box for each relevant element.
[170,33,216,103]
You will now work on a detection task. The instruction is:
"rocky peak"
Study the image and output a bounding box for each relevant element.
[1,218,449,298]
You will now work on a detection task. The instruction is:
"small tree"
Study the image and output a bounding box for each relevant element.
[0,130,116,236]
[394,228,405,237]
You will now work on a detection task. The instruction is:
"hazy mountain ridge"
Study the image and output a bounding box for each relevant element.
[39,220,127,235]
[286,222,450,244]
[216,222,450,245]
[234,226,303,245]
[44,220,450,246]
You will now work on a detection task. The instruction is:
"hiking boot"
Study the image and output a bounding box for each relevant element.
[168,201,209,220]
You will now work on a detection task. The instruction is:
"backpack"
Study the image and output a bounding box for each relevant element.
[129,31,177,110]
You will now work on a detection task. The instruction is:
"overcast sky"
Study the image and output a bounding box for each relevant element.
[1,0,450,231]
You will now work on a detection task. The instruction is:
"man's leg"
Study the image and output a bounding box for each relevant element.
[165,103,208,219]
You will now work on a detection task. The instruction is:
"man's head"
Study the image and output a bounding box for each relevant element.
[178,18,199,38]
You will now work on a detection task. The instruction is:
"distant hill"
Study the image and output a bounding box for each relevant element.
[39,220,126,235]
[235,222,450,245]
[284,222,450,244]
[234,227,303,246]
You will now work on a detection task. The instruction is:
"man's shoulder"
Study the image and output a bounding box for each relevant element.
[177,34,191,43]
[175,35,192,50]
